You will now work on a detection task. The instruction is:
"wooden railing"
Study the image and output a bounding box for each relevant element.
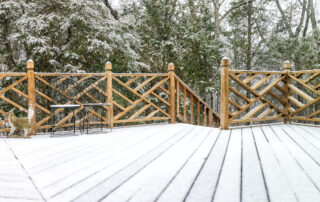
[220,58,320,129]
[0,61,220,135]
[1,58,319,134]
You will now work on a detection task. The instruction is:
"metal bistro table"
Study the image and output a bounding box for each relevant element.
[82,103,112,134]
[50,104,82,136]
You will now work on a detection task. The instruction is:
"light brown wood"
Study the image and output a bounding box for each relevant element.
[208,109,213,127]
[27,60,37,135]
[190,96,194,124]
[251,74,272,90]
[241,103,268,120]
[106,62,113,128]
[197,101,200,125]
[288,84,314,102]
[115,117,169,123]
[220,57,230,129]
[283,61,291,124]
[134,76,156,92]
[176,81,180,118]
[229,70,285,74]
[0,76,27,96]
[203,107,207,126]
[168,63,175,123]
[183,86,187,122]
[289,74,320,96]
[112,77,170,121]
[288,96,304,108]
[231,115,282,124]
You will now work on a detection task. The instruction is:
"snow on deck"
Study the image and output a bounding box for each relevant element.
[0,123,320,202]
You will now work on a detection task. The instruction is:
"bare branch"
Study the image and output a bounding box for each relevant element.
[274,0,294,37]
[295,0,307,37]
[219,0,255,21]
[104,0,119,20]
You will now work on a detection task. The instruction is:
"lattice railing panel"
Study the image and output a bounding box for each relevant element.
[228,71,286,124]
[34,73,108,130]
[289,70,320,122]
[112,74,170,124]
[0,73,29,133]
[175,75,220,127]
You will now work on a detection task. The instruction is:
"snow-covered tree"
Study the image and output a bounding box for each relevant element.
[0,0,142,73]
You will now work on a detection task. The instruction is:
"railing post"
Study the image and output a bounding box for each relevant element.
[168,63,176,123]
[27,59,36,135]
[220,57,230,130]
[283,60,291,124]
[106,62,114,128]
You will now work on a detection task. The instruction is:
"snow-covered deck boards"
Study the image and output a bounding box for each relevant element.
[1,123,320,202]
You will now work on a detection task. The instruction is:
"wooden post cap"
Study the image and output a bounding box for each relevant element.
[168,63,175,71]
[283,60,291,71]
[105,62,112,70]
[27,59,34,69]
[221,57,230,67]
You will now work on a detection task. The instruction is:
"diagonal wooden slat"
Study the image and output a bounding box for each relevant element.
[288,84,314,102]
[113,88,134,104]
[289,75,320,96]
[267,91,285,105]
[134,76,156,92]
[35,89,54,103]
[275,84,286,94]
[229,86,250,103]
[230,97,260,120]
[65,76,89,93]
[259,76,285,96]
[243,74,259,84]
[304,72,320,84]
[241,103,268,120]
[35,104,50,114]
[288,96,304,108]
[159,85,169,95]
[291,96,320,116]
[129,104,152,120]
[307,109,320,118]
[11,87,28,99]
[0,109,7,116]
[52,77,68,88]
[113,101,125,111]
[151,92,170,106]
[0,96,27,112]
[229,99,242,109]
[251,74,273,90]
[146,109,160,118]
[258,108,273,119]
[0,76,27,96]
[125,75,140,86]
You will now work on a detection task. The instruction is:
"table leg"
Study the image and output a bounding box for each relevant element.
[73,111,75,133]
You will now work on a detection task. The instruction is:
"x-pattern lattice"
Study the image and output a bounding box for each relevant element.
[112,74,170,123]
[0,74,29,132]
[289,71,320,121]
[35,74,108,129]
[228,71,286,124]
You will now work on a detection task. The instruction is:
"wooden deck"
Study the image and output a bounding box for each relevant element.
[1,123,320,202]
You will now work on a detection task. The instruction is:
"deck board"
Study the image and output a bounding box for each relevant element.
[241,127,269,202]
[0,123,320,202]
[262,126,320,201]
[212,128,242,202]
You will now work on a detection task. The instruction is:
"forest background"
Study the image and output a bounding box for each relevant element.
[1,0,319,110]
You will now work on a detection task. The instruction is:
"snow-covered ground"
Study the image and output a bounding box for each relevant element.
[0,123,320,202]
